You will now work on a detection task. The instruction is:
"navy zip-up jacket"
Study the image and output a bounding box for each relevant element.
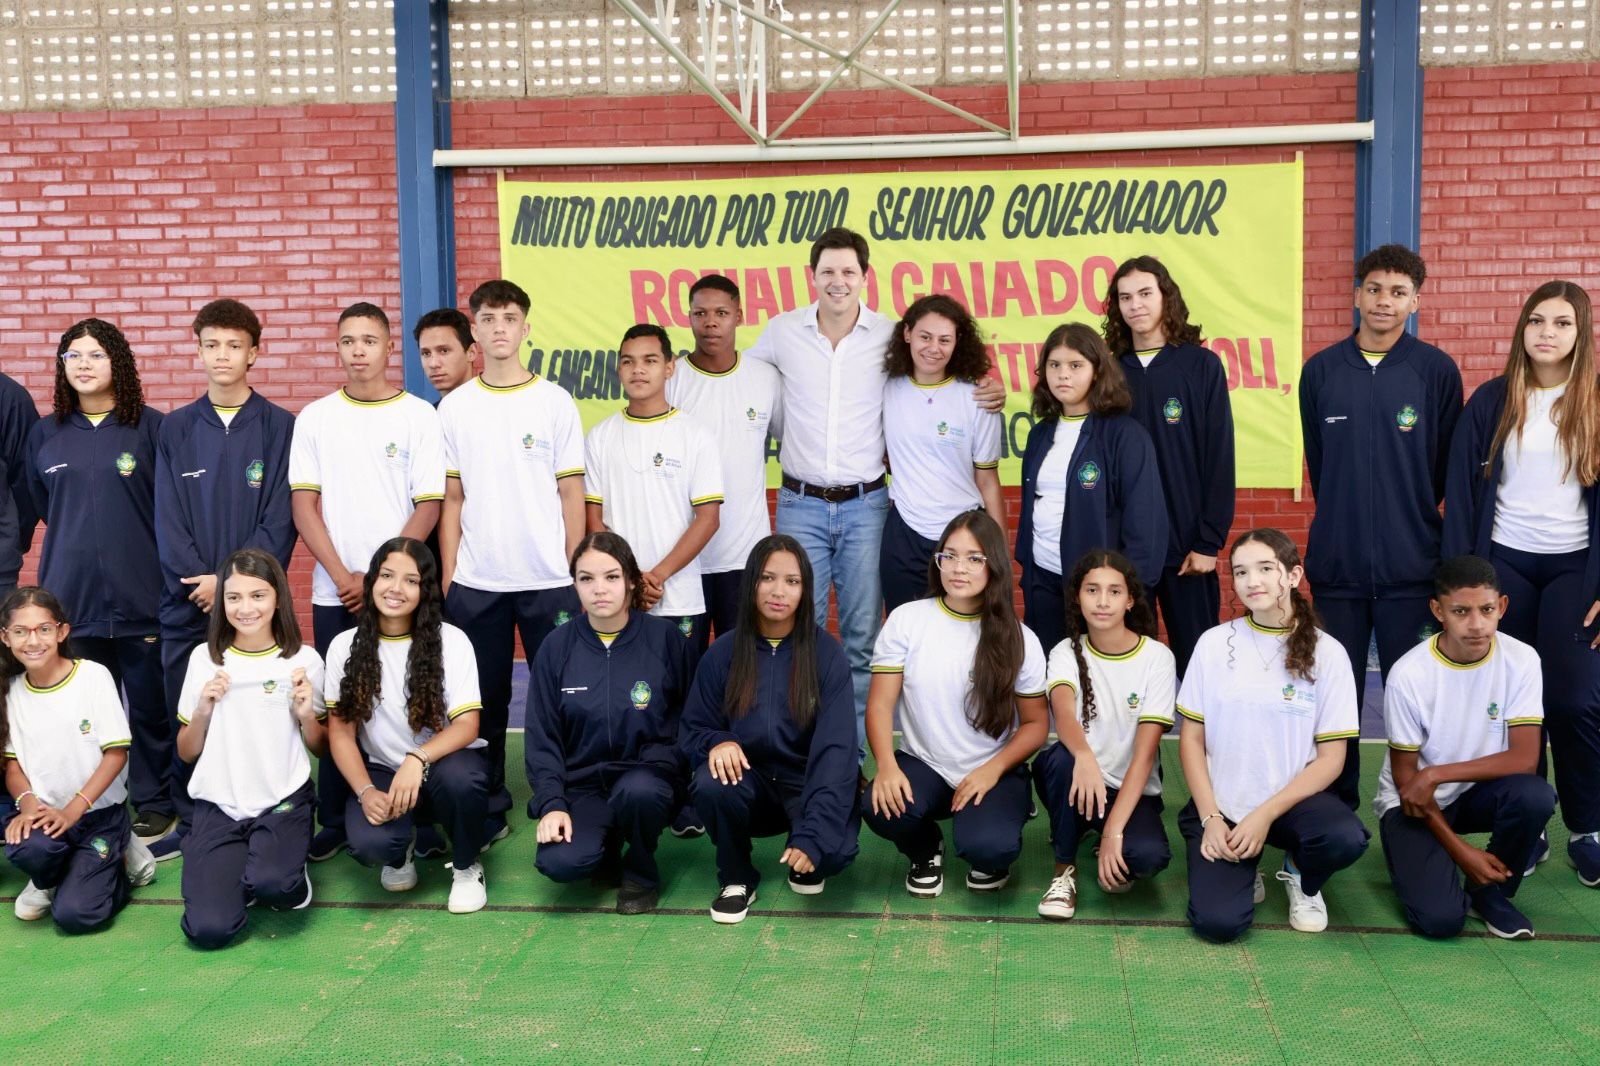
[156,391,297,636]
[26,408,164,637]
[679,627,857,866]
[525,611,695,818]
[1443,375,1600,602]
[0,373,40,587]
[1300,332,1462,597]
[1015,412,1168,589]
[1120,343,1236,566]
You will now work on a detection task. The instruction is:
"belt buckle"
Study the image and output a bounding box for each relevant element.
[818,484,855,503]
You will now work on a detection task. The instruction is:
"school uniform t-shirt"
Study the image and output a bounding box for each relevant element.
[324,623,484,772]
[666,355,781,574]
[884,376,1002,540]
[1176,619,1359,823]
[1030,415,1085,574]
[1046,635,1176,796]
[3,659,130,811]
[288,389,446,607]
[871,596,1047,788]
[440,375,585,592]
[1492,382,1589,554]
[1372,633,1544,818]
[179,643,327,821]
[584,408,725,617]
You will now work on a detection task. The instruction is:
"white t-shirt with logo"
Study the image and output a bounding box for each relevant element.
[180,643,326,821]
[1030,415,1086,575]
[1492,382,1590,554]
[288,388,447,606]
[1046,634,1176,796]
[872,596,1047,788]
[884,376,1002,541]
[3,659,130,811]
[1373,633,1544,818]
[1176,618,1358,822]
[584,408,725,617]
[440,375,585,592]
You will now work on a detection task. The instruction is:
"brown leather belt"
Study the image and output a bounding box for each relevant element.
[781,473,887,503]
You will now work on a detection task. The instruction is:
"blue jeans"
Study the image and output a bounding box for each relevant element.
[776,484,888,751]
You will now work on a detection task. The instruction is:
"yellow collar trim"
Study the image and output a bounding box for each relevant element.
[24,659,79,695]
[1429,634,1492,671]
[937,597,981,622]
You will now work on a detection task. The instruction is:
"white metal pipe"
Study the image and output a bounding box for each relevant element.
[435,121,1374,169]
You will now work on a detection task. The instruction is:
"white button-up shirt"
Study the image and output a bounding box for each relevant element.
[747,302,894,487]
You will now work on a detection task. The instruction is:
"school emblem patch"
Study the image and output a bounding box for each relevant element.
[272,800,294,814]
[1076,461,1101,489]
[936,420,950,437]
[1487,701,1500,720]
[629,680,652,710]
[745,407,757,422]
[262,680,278,694]
[90,836,109,860]
[652,452,664,467]
[79,718,92,734]
[522,433,535,449]
[1127,692,1141,709]
[115,452,136,477]
[1281,683,1296,702]
[384,441,399,458]
[677,617,693,638]
[554,610,571,627]
[242,460,263,490]
[1163,397,1183,424]
[1396,404,1419,432]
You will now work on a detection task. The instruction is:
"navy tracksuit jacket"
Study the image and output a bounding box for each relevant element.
[0,373,40,589]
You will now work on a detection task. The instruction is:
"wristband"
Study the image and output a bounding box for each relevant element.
[74,790,93,810]
[14,789,34,804]
[1199,811,1223,829]
[356,784,377,800]
[406,748,431,781]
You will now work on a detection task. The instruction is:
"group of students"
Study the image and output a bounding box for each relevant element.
[0,229,1594,948]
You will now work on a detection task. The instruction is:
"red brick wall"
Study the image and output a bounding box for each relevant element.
[0,64,1577,626]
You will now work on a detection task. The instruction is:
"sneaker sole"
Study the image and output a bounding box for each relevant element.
[478,825,512,855]
[1037,901,1076,920]
[1288,915,1328,933]
[15,906,50,921]
[307,847,346,863]
[787,879,825,896]
[711,890,756,924]
[1567,856,1600,888]
[1471,908,1534,940]
[447,894,487,915]
[967,876,1010,892]
[669,827,706,839]
[906,881,944,898]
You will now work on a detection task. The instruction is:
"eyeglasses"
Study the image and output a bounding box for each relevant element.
[59,350,109,364]
[6,623,60,641]
[934,551,987,572]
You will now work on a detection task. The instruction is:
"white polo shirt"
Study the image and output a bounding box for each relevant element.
[585,407,725,617]
[3,659,130,811]
[666,354,782,574]
[325,623,484,772]
[746,302,894,487]
[1373,633,1544,818]
[178,643,326,821]
[440,375,585,592]
[1030,415,1086,575]
[884,375,1001,540]
[872,596,1047,789]
[1046,635,1176,796]
[288,388,447,606]
[1176,618,1359,823]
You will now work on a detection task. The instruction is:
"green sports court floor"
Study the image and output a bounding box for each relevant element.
[7,739,1600,1065]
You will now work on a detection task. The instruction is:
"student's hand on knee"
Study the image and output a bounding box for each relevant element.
[389,760,424,816]
[1224,811,1269,860]
[358,787,391,826]
[952,763,1002,812]
[779,847,815,875]
[1460,847,1512,887]
[1199,817,1238,862]
[537,811,572,844]
[1098,833,1129,889]
[870,763,913,818]
[1069,757,1108,819]
[708,741,749,785]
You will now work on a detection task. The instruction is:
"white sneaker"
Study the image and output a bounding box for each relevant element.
[1038,868,1077,920]
[124,834,157,888]
[1252,868,1266,905]
[290,867,314,911]
[1276,865,1328,932]
[447,862,487,914]
[380,844,418,892]
[14,880,53,921]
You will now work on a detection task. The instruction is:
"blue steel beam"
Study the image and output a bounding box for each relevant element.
[1355,0,1423,260]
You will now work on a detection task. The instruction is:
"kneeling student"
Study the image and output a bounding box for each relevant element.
[681,534,860,923]
[1376,555,1554,940]
[176,549,325,948]
[1,587,152,932]
[326,538,490,914]
[1033,550,1175,920]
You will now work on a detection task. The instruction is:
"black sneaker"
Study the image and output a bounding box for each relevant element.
[1470,886,1535,940]
[132,810,175,840]
[711,884,756,924]
[308,827,347,863]
[669,808,706,838]
[906,843,944,898]
[788,869,825,896]
[616,879,659,915]
[966,867,1011,892]
[415,824,448,860]
[478,815,511,854]
[149,829,184,863]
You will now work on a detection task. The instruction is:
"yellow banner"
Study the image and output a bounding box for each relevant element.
[497,161,1303,489]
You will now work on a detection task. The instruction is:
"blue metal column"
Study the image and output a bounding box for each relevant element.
[394,0,455,401]
[1355,0,1423,259]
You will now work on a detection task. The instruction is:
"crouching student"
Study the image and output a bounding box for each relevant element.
[527,532,695,915]
[681,534,860,923]
[1034,551,1175,920]
[326,538,490,915]
[1376,555,1554,940]
[1,587,150,932]
[176,549,326,948]
[864,511,1048,896]
[1178,530,1369,942]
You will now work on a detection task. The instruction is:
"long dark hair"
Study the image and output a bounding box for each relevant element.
[1102,255,1203,354]
[570,530,648,611]
[1031,322,1132,420]
[930,511,1025,740]
[1229,528,1321,683]
[1485,280,1600,486]
[1063,550,1157,730]
[0,587,75,755]
[725,535,819,727]
[54,318,146,427]
[884,294,992,383]
[334,538,447,734]
[206,548,303,665]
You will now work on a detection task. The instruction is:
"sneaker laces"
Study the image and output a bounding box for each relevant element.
[1275,868,1326,914]
[718,884,749,900]
[1044,870,1076,903]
